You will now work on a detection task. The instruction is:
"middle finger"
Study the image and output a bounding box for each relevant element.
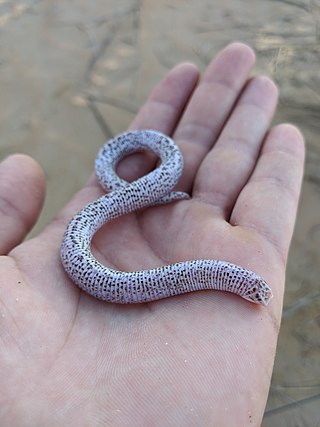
[174,42,255,192]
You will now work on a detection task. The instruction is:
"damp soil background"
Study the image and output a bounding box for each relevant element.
[0,1,319,425]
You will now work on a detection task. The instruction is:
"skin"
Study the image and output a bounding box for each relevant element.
[0,43,304,426]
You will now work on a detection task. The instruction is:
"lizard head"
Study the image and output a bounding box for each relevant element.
[241,276,273,306]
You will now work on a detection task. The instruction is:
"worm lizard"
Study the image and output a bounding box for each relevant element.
[60,130,273,306]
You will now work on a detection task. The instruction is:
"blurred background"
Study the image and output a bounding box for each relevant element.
[0,0,319,425]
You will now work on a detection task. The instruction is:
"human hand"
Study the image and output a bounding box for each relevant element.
[0,43,304,426]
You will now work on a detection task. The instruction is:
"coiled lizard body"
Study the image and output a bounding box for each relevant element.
[60,130,273,306]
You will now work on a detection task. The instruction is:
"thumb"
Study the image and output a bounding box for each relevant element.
[0,154,45,254]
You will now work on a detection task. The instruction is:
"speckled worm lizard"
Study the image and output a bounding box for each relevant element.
[60,130,273,306]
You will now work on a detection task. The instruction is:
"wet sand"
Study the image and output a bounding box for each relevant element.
[0,1,319,425]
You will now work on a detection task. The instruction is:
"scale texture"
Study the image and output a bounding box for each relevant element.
[60,130,273,306]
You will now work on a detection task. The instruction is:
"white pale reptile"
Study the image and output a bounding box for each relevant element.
[60,130,273,306]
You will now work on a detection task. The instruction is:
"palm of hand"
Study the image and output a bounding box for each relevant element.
[0,44,304,427]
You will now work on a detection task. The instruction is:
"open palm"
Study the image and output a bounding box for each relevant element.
[0,43,304,427]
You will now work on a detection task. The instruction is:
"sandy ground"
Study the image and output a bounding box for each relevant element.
[0,0,319,425]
